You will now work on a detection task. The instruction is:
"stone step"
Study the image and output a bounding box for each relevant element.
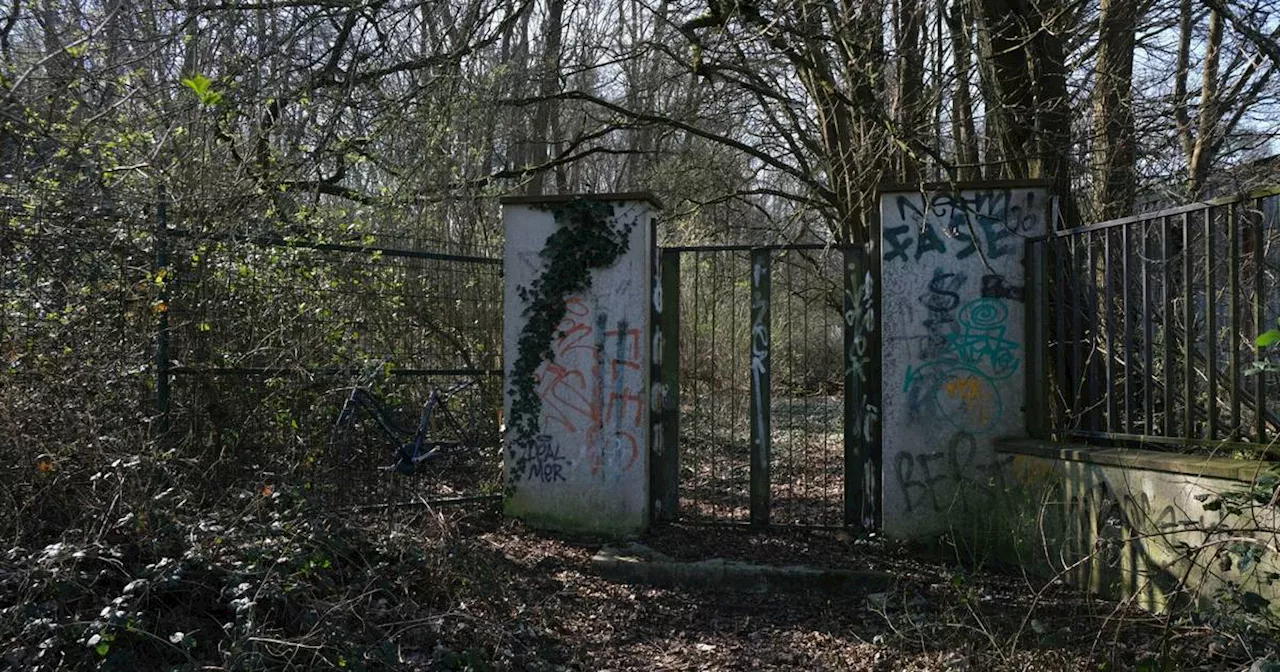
[591,542,895,593]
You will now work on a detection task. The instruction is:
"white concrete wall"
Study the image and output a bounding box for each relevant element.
[502,198,654,535]
[878,186,1048,538]
[999,449,1280,616]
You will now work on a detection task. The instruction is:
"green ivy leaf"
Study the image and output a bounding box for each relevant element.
[95,642,111,657]
[1258,329,1280,348]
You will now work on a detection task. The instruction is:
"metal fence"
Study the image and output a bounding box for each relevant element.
[159,198,505,507]
[1028,190,1280,456]
[656,244,879,528]
[2,184,505,516]
[2,189,156,534]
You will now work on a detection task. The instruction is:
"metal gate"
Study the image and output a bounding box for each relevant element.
[651,244,881,529]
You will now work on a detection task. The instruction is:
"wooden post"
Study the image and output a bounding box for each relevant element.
[749,248,771,527]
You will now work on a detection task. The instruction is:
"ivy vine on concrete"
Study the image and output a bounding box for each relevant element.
[507,199,635,490]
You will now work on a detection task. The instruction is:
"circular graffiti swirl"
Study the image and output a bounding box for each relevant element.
[958,298,1007,330]
[903,296,1020,434]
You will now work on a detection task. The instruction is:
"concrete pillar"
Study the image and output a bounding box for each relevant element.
[501,193,660,535]
[878,184,1048,538]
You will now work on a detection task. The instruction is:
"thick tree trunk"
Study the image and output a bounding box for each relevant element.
[1033,10,1078,228]
[974,0,1037,180]
[975,0,1078,226]
[1091,0,1137,220]
[1173,0,1194,163]
[893,0,925,183]
[946,0,980,181]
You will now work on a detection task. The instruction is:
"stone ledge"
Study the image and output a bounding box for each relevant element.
[591,543,894,593]
[995,437,1267,483]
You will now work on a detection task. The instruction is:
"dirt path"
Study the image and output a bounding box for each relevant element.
[434,513,1245,671]
[4,501,1259,671]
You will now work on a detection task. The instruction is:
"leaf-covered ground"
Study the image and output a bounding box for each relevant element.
[2,492,1275,671]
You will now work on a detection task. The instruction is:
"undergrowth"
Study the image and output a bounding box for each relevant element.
[0,479,540,671]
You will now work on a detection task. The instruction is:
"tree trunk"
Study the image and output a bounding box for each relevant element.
[946,0,980,181]
[1187,9,1223,199]
[974,0,1036,180]
[1173,0,1194,164]
[1031,6,1078,228]
[893,0,925,183]
[1091,0,1137,220]
[974,0,1078,226]
[527,0,565,195]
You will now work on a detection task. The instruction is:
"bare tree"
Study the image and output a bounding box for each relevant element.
[1092,0,1137,218]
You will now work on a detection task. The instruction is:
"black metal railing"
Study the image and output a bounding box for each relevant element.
[656,243,879,527]
[1028,190,1280,457]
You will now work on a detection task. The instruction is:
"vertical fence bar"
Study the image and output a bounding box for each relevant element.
[843,249,860,526]
[689,254,701,517]
[820,265,833,526]
[709,254,721,519]
[801,261,813,520]
[729,253,741,518]
[784,258,797,519]
[653,250,681,522]
[1229,202,1241,439]
[1206,207,1219,439]
[154,185,171,438]
[1254,198,1268,444]
[1087,231,1103,431]
[1122,224,1135,434]
[1070,235,1085,429]
[749,248,771,526]
[1163,216,1175,436]
[1054,236,1069,434]
[1183,211,1195,438]
[1143,224,1154,431]
[1104,229,1118,431]
[1026,241,1048,438]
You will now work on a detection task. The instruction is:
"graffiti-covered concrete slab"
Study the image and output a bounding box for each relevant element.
[501,194,658,536]
[994,439,1280,616]
[878,184,1048,538]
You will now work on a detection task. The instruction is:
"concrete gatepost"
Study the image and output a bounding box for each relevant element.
[501,193,660,536]
[878,183,1048,539]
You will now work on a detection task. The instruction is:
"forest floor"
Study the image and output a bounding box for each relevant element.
[3,495,1275,671]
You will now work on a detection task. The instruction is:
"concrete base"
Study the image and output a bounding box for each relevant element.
[958,440,1280,618]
